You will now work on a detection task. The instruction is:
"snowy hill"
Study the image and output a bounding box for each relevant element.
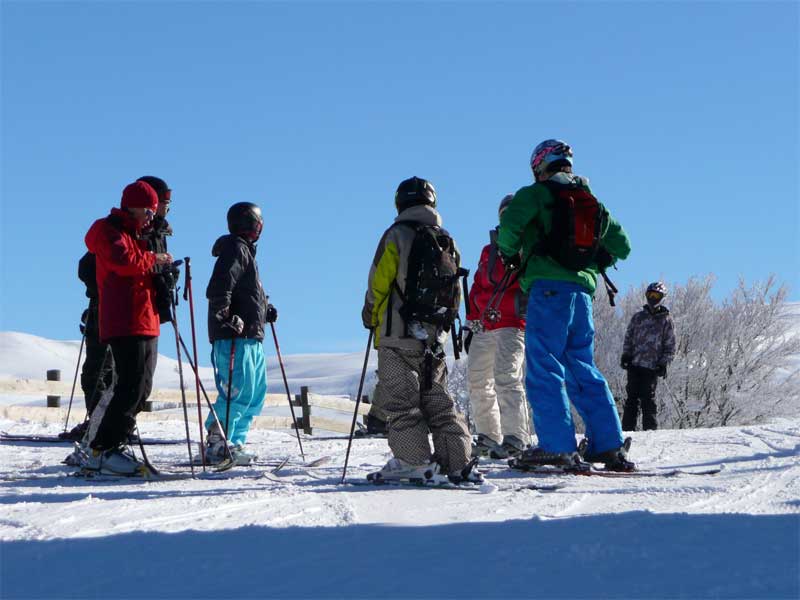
[0,331,375,396]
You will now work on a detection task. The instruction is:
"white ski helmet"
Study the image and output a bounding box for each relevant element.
[498,193,514,219]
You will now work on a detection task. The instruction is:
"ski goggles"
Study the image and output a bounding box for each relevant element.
[646,290,664,301]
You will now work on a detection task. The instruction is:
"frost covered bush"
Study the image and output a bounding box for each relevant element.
[594,275,800,428]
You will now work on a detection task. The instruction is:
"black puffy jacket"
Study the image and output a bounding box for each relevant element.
[206,234,268,342]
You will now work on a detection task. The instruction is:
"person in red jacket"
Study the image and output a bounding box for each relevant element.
[81,180,173,475]
[465,194,531,459]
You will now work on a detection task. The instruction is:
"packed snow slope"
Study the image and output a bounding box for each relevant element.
[1,416,799,599]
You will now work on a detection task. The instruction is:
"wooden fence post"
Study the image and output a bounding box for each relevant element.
[46,369,61,408]
[300,386,312,435]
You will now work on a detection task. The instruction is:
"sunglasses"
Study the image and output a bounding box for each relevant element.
[144,208,155,218]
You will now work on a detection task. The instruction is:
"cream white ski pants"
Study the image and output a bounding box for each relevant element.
[467,327,531,444]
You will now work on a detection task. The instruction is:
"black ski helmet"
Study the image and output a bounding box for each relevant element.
[227,202,263,240]
[395,176,437,213]
[136,176,171,204]
[498,193,514,219]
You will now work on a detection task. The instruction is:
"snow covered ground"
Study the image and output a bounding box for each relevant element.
[2,326,799,598]
[1,415,799,598]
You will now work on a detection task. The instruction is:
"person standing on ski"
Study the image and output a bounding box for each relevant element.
[204,202,276,465]
[63,176,175,447]
[138,176,178,325]
[465,193,531,459]
[621,282,676,431]
[59,253,115,442]
[361,176,481,484]
[497,139,634,471]
[82,180,173,474]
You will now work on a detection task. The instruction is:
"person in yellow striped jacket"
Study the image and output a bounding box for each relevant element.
[360,177,480,485]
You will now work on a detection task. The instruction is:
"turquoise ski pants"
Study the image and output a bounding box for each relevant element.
[525,280,624,455]
[205,338,267,446]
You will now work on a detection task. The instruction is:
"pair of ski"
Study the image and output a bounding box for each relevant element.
[0,431,182,445]
[71,455,332,482]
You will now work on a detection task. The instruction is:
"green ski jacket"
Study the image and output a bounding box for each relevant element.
[496,176,631,295]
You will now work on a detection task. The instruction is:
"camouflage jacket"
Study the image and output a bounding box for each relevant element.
[623,305,676,370]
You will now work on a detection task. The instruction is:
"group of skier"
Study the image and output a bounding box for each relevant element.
[66,177,275,475]
[361,139,675,484]
[66,138,676,482]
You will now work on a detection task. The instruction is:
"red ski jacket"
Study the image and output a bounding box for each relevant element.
[466,237,526,331]
[85,208,159,341]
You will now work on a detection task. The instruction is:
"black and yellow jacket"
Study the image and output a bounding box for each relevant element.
[361,205,459,350]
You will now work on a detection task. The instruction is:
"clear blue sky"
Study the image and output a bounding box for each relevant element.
[2,1,798,363]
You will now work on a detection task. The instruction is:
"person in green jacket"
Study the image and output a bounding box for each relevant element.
[497,139,634,471]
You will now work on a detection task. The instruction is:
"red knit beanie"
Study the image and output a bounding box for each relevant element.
[121,181,158,210]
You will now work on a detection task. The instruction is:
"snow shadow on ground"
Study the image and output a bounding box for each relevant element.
[3,512,798,599]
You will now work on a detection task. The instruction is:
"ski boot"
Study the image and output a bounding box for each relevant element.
[230,444,257,466]
[354,414,388,438]
[367,458,449,485]
[82,445,148,476]
[509,447,590,472]
[499,435,527,459]
[447,457,484,485]
[63,439,90,467]
[471,434,504,458]
[58,420,89,442]
[204,426,232,465]
[580,437,635,472]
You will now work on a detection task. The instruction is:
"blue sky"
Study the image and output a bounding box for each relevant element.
[1,1,798,362]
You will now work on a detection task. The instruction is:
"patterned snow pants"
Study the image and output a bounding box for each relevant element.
[372,346,472,473]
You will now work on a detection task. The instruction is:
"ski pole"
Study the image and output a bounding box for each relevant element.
[182,257,206,469]
[225,338,236,440]
[341,329,374,484]
[168,262,195,477]
[270,322,305,461]
[64,332,86,433]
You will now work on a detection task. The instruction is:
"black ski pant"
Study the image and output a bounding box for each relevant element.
[622,366,659,431]
[91,336,158,451]
[80,329,114,416]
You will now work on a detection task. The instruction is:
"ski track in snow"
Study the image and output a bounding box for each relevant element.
[1,416,799,598]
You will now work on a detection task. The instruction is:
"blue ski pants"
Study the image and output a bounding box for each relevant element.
[525,280,624,455]
[205,338,267,446]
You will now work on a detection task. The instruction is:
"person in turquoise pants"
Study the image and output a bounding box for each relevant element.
[497,139,634,472]
[204,202,277,465]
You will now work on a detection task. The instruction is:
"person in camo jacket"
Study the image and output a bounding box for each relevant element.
[465,193,531,459]
[620,281,676,431]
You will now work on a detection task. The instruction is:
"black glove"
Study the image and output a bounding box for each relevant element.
[656,364,667,378]
[464,328,474,355]
[595,247,614,270]
[80,309,89,335]
[498,251,521,271]
[620,354,632,370]
[266,304,278,323]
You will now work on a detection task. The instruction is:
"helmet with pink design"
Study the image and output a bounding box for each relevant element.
[530,139,573,180]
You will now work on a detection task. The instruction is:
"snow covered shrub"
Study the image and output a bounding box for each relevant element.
[594,275,800,428]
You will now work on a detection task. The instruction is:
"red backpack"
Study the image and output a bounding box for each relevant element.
[538,180,608,271]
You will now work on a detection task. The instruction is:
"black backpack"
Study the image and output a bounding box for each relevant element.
[393,222,466,334]
[538,180,608,271]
